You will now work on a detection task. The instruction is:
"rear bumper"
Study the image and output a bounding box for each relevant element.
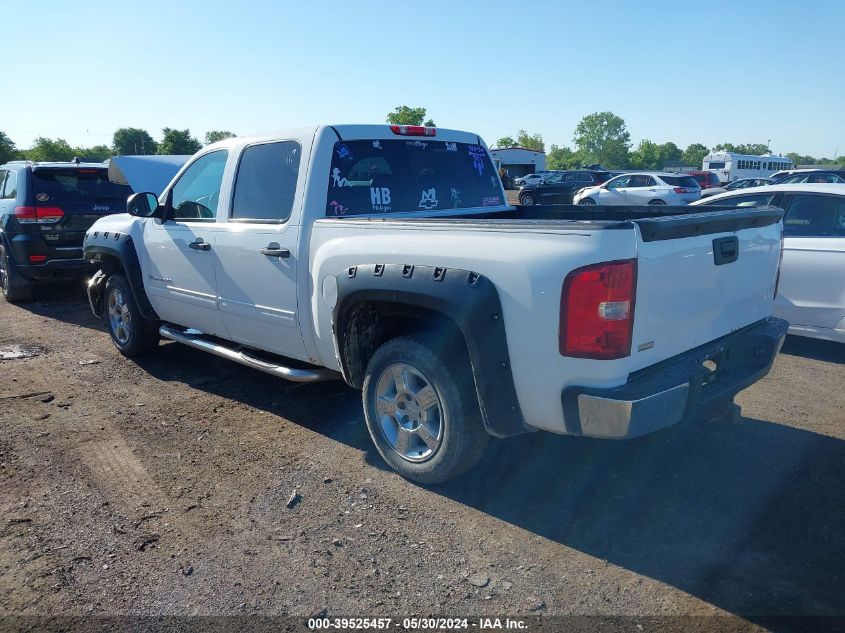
[16,257,95,281]
[9,233,90,281]
[561,317,789,439]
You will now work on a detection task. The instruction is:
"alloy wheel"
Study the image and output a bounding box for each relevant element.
[107,287,132,345]
[374,363,443,462]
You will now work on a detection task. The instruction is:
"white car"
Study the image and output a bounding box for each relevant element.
[514,173,545,187]
[573,172,701,206]
[693,183,845,344]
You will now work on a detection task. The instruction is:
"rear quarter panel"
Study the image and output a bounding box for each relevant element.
[309,220,638,433]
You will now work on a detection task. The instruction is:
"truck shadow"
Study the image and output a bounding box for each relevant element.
[136,342,844,621]
[437,419,845,621]
[11,284,103,332]
[780,334,845,364]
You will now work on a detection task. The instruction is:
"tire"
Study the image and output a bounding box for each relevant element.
[0,243,34,303]
[578,197,596,206]
[520,193,535,206]
[648,199,666,206]
[104,273,159,357]
[362,334,489,485]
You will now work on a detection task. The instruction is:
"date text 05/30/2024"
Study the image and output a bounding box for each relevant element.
[308,617,528,630]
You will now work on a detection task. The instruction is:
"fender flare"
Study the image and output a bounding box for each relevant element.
[334,263,530,438]
[83,229,158,320]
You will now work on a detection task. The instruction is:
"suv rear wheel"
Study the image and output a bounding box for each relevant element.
[0,244,33,303]
[104,273,159,356]
[362,335,489,484]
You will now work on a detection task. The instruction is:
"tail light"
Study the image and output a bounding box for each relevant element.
[673,187,692,194]
[559,259,637,360]
[14,206,63,224]
[29,255,47,263]
[389,125,437,137]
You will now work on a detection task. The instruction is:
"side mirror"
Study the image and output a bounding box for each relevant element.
[127,192,162,218]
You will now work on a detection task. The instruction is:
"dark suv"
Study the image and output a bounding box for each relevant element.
[518,170,611,205]
[0,161,132,302]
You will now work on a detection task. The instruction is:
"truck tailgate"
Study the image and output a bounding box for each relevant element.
[631,208,783,367]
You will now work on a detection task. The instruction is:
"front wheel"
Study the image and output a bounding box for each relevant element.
[362,335,489,484]
[104,273,159,357]
[520,193,535,206]
[578,197,596,205]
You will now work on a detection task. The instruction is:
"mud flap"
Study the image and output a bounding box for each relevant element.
[87,270,106,318]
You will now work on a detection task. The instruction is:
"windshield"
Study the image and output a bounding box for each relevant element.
[325,139,503,216]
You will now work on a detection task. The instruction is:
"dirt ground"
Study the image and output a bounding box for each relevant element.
[0,283,843,628]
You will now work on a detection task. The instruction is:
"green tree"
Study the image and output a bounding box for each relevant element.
[658,142,683,168]
[496,136,517,148]
[713,142,770,156]
[112,127,157,155]
[386,106,435,127]
[157,128,202,155]
[22,137,75,162]
[629,139,661,170]
[516,130,545,152]
[682,143,709,168]
[547,144,580,170]
[75,144,112,162]
[0,131,20,164]
[205,130,236,145]
[573,111,631,169]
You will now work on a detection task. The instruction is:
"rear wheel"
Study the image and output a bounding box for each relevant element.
[648,199,666,206]
[0,244,34,303]
[104,273,159,357]
[578,197,596,205]
[362,335,489,485]
[520,193,535,206]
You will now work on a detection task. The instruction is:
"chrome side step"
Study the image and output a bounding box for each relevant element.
[159,325,339,383]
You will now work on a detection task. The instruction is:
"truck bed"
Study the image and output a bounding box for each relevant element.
[320,204,784,241]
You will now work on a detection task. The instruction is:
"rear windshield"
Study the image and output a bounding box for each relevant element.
[661,175,700,188]
[326,139,503,216]
[32,168,132,208]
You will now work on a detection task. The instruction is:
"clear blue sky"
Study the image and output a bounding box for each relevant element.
[3,0,843,158]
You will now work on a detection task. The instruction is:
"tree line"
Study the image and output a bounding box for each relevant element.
[0,128,236,163]
[3,106,842,171]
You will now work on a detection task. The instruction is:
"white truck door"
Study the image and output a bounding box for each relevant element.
[776,193,845,329]
[213,141,309,361]
[142,150,230,337]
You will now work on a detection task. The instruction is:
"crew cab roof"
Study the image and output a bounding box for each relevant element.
[203,125,484,150]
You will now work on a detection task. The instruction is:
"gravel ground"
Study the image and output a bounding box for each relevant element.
[0,284,843,629]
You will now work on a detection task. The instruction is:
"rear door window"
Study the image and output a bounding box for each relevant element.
[231,141,301,222]
[326,139,503,216]
[783,194,845,237]
[0,171,12,199]
[32,168,131,211]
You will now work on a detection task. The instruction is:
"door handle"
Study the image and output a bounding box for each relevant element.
[260,243,290,258]
[189,239,211,251]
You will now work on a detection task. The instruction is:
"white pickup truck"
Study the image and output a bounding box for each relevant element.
[83,124,788,483]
